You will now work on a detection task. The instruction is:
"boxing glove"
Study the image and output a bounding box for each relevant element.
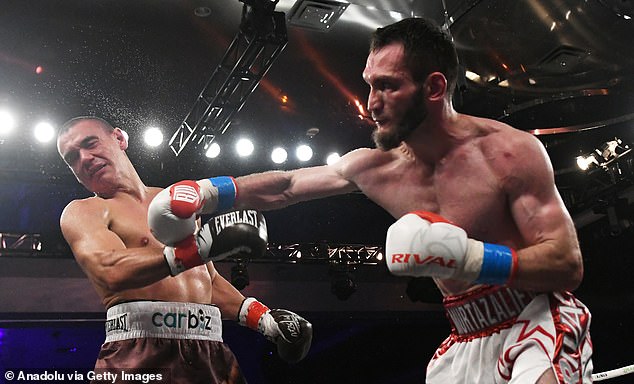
[159,209,268,275]
[239,298,313,363]
[207,209,268,260]
[385,211,518,285]
[148,180,201,246]
[163,225,213,276]
[148,177,237,246]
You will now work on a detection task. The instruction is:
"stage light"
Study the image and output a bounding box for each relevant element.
[236,138,254,157]
[205,142,221,158]
[271,147,287,164]
[329,264,356,300]
[0,110,16,135]
[326,152,340,165]
[577,137,631,171]
[576,154,598,171]
[406,277,443,303]
[143,127,163,147]
[296,144,313,162]
[33,122,55,143]
[231,261,249,290]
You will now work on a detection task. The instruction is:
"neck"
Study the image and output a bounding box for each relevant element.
[95,164,148,201]
[403,101,461,163]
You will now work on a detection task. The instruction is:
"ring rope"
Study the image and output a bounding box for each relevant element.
[592,364,634,381]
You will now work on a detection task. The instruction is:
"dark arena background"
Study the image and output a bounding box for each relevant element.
[1,1,634,383]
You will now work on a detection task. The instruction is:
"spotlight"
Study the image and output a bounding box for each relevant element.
[205,142,221,158]
[143,126,163,147]
[0,110,16,135]
[405,277,442,303]
[326,152,340,165]
[296,144,313,162]
[576,154,598,171]
[236,138,254,157]
[271,147,287,164]
[33,122,55,143]
[577,137,631,171]
[329,264,356,300]
[231,261,250,290]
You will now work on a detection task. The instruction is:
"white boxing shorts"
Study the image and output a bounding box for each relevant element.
[426,285,593,383]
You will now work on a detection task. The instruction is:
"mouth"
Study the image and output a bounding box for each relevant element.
[88,164,107,177]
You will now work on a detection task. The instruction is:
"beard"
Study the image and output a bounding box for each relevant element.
[372,89,427,151]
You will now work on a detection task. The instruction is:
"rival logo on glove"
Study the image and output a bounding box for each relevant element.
[390,253,457,268]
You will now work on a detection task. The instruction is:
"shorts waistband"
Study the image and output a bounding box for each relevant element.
[104,301,223,343]
[444,286,537,340]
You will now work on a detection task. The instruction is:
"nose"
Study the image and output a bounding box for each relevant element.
[367,88,382,116]
[79,149,94,168]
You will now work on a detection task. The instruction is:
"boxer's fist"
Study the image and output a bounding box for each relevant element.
[148,180,201,246]
[385,211,517,285]
[148,177,238,246]
[239,298,313,363]
[163,225,213,276]
[161,209,268,275]
[207,209,268,261]
[269,309,313,363]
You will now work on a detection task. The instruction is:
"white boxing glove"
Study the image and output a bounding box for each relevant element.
[147,177,238,246]
[385,211,518,285]
[162,226,213,276]
[148,180,201,246]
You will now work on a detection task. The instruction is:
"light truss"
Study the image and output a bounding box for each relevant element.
[0,232,42,257]
[248,243,384,265]
[168,2,288,156]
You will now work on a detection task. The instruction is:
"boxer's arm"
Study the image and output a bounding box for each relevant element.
[505,135,583,292]
[190,149,373,214]
[233,165,358,210]
[206,263,245,320]
[60,199,170,292]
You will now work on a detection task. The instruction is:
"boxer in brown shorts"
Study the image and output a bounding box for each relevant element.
[57,117,312,383]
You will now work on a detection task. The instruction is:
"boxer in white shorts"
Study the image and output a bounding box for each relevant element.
[151,17,594,383]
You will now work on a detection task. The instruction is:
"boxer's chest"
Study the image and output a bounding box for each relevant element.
[106,197,161,248]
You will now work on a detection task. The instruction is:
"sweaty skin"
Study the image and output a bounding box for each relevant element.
[229,42,582,296]
[58,120,243,313]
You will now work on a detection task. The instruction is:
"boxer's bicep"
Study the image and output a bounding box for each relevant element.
[505,139,583,290]
[60,201,126,281]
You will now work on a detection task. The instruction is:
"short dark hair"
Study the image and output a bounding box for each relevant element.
[370,17,459,95]
[57,116,114,140]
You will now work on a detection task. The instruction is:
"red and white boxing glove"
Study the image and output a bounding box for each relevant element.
[147,178,237,275]
[148,180,202,246]
[385,211,518,285]
[162,226,213,276]
[147,177,238,246]
[239,298,313,363]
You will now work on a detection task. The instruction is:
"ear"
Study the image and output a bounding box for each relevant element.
[113,127,129,150]
[423,72,448,102]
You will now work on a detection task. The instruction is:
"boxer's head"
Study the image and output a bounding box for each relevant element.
[365,18,458,150]
[57,116,130,196]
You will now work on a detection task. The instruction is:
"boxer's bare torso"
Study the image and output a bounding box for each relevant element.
[61,187,214,309]
[344,115,527,295]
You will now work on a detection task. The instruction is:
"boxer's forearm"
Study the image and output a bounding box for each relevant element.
[233,171,295,210]
[233,167,356,211]
[208,269,245,320]
[508,240,583,292]
[87,247,171,291]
